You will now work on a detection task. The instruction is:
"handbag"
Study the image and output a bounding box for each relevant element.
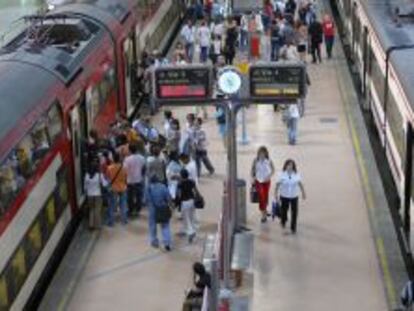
[155,206,172,224]
[272,200,281,220]
[250,183,259,203]
[194,193,205,209]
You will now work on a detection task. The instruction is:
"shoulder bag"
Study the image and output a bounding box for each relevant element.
[149,185,172,224]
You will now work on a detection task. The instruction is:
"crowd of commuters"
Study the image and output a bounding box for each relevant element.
[82,107,214,252]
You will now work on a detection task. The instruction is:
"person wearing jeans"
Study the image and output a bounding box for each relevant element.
[146,175,172,251]
[322,14,335,59]
[251,146,275,223]
[197,21,211,63]
[194,118,215,177]
[124,144,145,217]
[106,153,128,226]
[275,159,306,234]
[287,103,300,145]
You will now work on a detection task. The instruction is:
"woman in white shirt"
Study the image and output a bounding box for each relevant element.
[251,146,275,222]
[275,159,306,233]
[84,165,107,229]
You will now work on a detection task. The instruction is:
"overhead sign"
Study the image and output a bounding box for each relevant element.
[153,65,212,102]
[249,62,307,102]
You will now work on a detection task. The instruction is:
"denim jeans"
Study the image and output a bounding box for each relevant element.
[240,30,248,51]
[324,36,334,58]
[148,205,172,246]
[127,183,143,216]
[200,46,208,63]
[271,41,281,61]
[107,191,128,226]
[287,117,298,145]
[185,43,194,62]
[195,150,214,176]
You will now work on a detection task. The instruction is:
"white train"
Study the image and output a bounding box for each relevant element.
[333,0,414,249]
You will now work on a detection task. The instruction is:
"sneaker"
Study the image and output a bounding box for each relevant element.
[151,242,159,248]
[261,217,267,223]
[165,245,171,252]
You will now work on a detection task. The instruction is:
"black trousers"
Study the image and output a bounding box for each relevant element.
[280,196,299,232]
[311,41,322,63]
[127,183,143,215]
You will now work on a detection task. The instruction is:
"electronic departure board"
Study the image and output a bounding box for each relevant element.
[249,63,306,102]
[154,65,212,102]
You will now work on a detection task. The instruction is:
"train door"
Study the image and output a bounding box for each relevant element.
[70,97,88,206]
[124,33,137,117]
[362,26,369,101]
[351,2,358,58]
[404,122,414,248]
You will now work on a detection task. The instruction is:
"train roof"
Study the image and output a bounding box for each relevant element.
[52,0,135,23]
[0,61,57,157]
[360,0,414,106]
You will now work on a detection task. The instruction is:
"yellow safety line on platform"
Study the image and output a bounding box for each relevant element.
[334,56,397,307]
[57,230,98,311]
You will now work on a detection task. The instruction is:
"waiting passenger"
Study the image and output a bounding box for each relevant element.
[84,163,107,229]
[251,146,275,223]
[146,144,166,185]
[274,159,306,234]
[166,119,181,155]
[193,118,215,177]
[106,153,128,226]
[286,101,300,145]
[32,133,49,163]
[176,169,199,243]
[124,143,145,217]
[166,151,182,205]
[183,262,212,311]
[146,175,172,251]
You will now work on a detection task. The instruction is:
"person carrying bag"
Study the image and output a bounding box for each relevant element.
[251,146,275,223]
[146,175,173,251]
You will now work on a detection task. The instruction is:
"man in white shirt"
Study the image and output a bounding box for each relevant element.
[180,153,198,186]
[197,21,211,63]
[124,144,146,216]
[287,101,300,145]
[181,20,196,62]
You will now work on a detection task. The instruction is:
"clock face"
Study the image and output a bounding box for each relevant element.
[218,70,242,94]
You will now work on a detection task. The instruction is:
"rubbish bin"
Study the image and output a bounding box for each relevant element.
[236,179,246,229]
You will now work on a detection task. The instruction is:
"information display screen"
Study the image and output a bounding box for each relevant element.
[154,66,211,101]
[249,64,306,101]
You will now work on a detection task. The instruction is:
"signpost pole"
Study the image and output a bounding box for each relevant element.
[238,106,249,145]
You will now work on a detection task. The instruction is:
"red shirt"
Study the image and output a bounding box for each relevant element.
[322,21,335,37]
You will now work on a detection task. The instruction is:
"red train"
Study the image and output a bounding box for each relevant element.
[0,0,184,309]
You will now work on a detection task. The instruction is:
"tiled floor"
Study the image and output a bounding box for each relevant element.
[64,58,388,310]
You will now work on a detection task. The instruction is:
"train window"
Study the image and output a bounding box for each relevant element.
[56,167,69,217]
[0,273,9,309]
[31,119,51,165]
[26,220,43,267]
[387,93,405,159]
[87,87,101,122]
[10,246,27,294]
[99,66,115,104]
[369,48,385,107]
[47,102,63,142]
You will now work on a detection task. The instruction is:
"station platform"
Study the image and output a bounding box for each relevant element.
[39,19,408,311]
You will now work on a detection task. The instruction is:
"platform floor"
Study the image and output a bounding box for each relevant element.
[41,60,392,311]
[38,19,412,310]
